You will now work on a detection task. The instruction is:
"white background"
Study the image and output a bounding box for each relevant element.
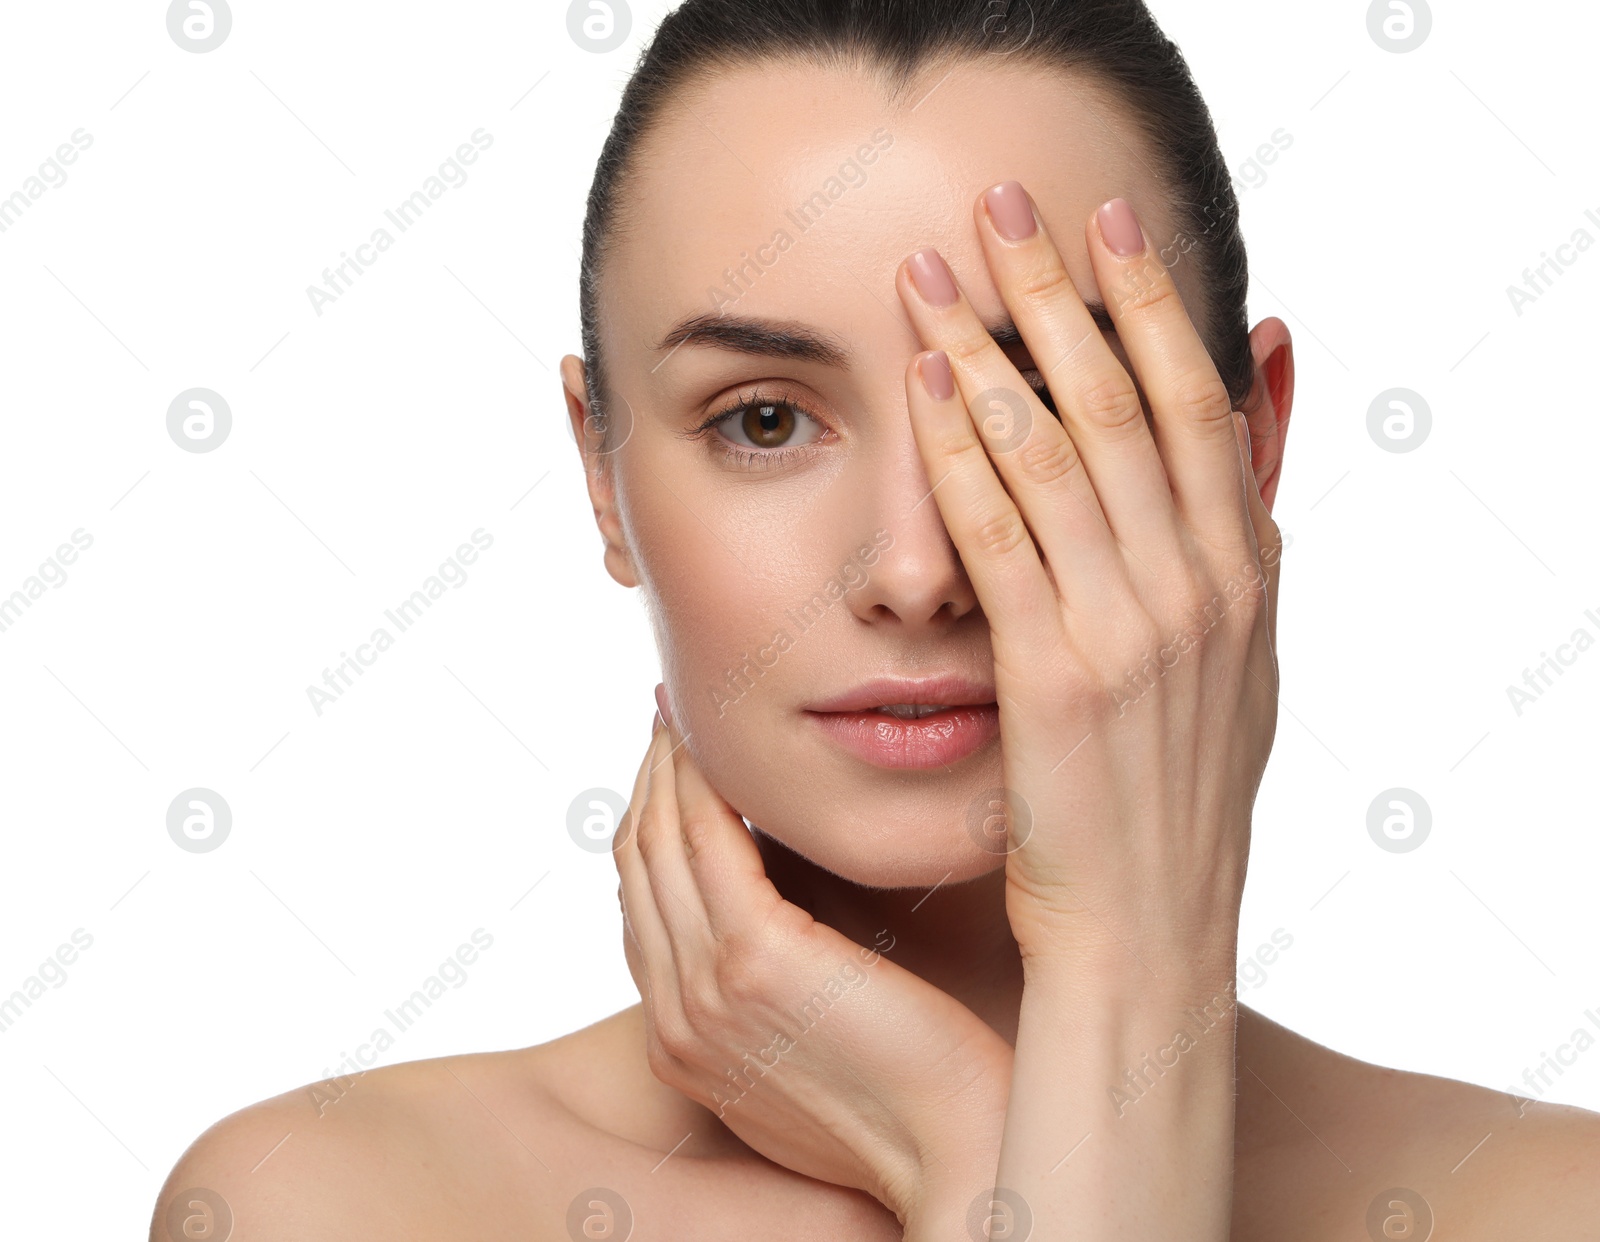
[0,0,1596,1233]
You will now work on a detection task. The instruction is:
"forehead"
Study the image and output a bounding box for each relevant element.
[604,58,1176,379]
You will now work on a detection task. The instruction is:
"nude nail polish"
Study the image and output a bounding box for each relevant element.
[1097,197,1146,257]
[907,249,959,307]
[984,181,1038,241]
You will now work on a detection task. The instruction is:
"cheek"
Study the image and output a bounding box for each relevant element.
[627,487,805,729]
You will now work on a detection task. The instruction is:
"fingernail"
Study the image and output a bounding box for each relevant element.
[906,248,959,307]
[654,682,674,730]
[917,351,955,401]
[1097,197,1146,257]
[984,181,1037,241]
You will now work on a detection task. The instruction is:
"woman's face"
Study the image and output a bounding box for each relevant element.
[566,59,1200,888]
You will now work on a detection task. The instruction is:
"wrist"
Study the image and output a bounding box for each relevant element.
[897,1159,1002,1240]
[883,1089,1008,1229]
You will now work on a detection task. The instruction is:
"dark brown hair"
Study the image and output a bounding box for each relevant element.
[578,0,1251,452]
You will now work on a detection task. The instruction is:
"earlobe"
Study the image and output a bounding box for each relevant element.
[560,353,640,589]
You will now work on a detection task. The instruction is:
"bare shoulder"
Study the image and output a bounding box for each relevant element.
[148,1035,593,1241]
[149,1006,887,1242]
[1234,1005,1600,1241]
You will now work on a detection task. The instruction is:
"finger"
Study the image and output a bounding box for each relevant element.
[973,180,1180,565]
[898,249,1129,622]
[1234,412,1284,639]
[636,714,714,953]
[902,347,1094,648]
[613,715,676,1004]
[1088,197,1254,550]
[663,709,783,943]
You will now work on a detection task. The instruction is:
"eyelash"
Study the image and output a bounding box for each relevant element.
[689,371,1059,470]
[690,384,831,470]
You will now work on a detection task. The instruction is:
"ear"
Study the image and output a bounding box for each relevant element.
[1237,318,1294,512]
[561,354,639,589]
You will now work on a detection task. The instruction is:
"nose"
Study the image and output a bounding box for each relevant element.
[844,432,982,631]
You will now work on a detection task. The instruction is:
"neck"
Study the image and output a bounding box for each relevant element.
[753,828,1026,1045]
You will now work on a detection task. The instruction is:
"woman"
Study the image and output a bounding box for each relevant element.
[153,1,1600,1238]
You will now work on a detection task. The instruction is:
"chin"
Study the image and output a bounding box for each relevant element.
[785,835,1008,891]
[708,748,1012,890]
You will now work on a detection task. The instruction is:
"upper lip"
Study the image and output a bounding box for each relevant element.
[806,675,998,713]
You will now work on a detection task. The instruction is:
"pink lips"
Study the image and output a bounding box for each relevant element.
[804,674,1000,770]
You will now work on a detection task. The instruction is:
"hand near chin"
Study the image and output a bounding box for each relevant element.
[612,708,1011,1226]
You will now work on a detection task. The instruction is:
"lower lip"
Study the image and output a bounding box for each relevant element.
[806,705,1000,770]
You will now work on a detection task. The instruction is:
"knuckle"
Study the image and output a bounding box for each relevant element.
[1015,430,1081,490]
[633,806,670,860]
[1173,371,1235,427]
[1076,373,1145,433]
[943,327,999,368]
[1112,268,1181,317]
[648,1010,693,1062]
[932,423,982,465]
[972,506,1031,559]
[644,1036,686,1086]
[1121,614,1167,665]
[677,972,721,1030]
[1011,259,1076,306]
[677,811,717,864]
[711,943,767,1008]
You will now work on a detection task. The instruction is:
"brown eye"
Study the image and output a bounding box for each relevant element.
[741,399,797,447]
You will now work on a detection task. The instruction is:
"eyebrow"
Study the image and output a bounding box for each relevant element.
[652,301,1117,369]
